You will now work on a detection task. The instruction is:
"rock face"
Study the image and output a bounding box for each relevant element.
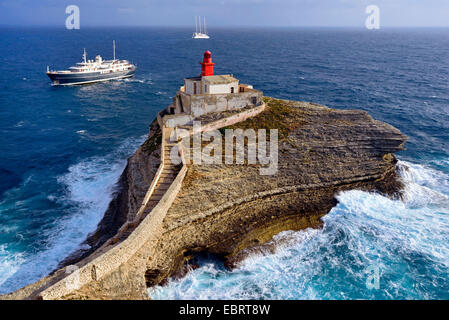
[2,97,407,300]
[143,97,407,286]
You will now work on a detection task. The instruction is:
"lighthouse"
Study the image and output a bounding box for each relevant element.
[200,50,215,76]
[185,50,239,95]
[164,50,263,122]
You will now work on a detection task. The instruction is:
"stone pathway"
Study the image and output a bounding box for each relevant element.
[140,138,179,220]
[116,127,180,241]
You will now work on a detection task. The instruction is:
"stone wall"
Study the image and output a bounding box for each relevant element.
[190,91,263,117]
[163,113,194,128]
[175,103,266,140]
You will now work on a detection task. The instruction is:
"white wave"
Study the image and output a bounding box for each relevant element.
[398,160,449,208]
[0,225,19,234]
[120,77,152,84]
[122,78,145,84]
[0,136,145,294]
[0,245,24,289]
[150,160,449,300]
[430,159,449,167]
[14,121,25,128]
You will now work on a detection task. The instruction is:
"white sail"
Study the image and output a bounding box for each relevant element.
[192,15,210,39]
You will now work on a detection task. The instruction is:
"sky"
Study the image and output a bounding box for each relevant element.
[1,0,449,27]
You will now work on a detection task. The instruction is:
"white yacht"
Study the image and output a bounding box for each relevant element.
[192,16,210,39]
[46,41,136,86]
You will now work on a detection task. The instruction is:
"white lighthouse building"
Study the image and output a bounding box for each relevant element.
[163,51,263,127]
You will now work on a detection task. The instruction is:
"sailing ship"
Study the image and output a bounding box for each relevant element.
[192,16,210,39]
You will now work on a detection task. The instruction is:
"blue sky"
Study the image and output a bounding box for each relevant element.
[1,0,449,27]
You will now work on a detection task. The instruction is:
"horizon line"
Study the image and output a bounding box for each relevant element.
[2,24,449,29]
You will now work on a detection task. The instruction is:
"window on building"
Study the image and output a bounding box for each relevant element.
[231,87,234,93]
[178,96,184,113]
[204,85,207,93]
[251,96,257,105]
[193,82,197,94]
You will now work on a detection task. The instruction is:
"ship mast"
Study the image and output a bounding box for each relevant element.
[199,16,202,34]
[113,40,116,60]
[83,48,87,63]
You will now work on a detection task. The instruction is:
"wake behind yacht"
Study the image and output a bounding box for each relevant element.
[192,16,210,39]
[46,41,136,86]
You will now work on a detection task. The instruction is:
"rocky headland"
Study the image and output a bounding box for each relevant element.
[2,97,407,300]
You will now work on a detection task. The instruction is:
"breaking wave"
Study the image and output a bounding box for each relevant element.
[149,160,449,300]
[0,136,144,294]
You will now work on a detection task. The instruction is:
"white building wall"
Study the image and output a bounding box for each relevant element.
[185,80,194,95]
[206,81,239,94]
[185,79,202,95]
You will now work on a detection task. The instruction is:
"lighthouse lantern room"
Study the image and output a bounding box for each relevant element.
[201,50,215,76]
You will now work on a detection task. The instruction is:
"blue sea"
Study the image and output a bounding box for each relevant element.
[0,27,448,299]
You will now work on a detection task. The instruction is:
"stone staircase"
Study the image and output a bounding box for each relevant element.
[114,128,180,242]
[140,141,179,220]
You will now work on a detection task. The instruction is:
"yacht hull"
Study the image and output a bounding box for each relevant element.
[192,33,210,39]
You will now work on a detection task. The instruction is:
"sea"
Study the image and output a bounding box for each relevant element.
[0,27,448,299]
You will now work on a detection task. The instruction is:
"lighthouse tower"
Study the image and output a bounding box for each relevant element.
[200,50,215,76]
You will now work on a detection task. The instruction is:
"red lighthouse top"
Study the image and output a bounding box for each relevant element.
[200,50,215,76]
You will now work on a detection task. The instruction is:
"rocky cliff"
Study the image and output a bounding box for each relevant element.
[2,97,407,300]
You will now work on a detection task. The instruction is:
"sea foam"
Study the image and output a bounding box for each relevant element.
[0,136,144,294]
[149,160,449,300]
